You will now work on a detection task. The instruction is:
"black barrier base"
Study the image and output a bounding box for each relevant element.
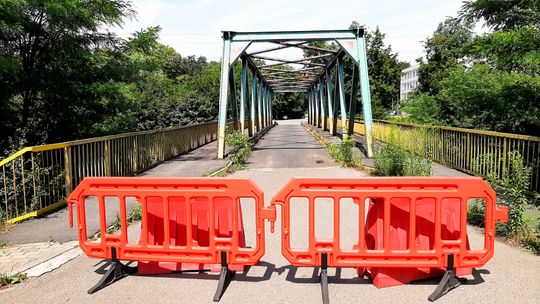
[428,254,466,302]
[320,252,330,304]
[88,247,137,294]
[213,251,235,302]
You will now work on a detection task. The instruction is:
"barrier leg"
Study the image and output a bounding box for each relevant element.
[88,248,137,294]
[320,252,330,304]
[213,251,235,302]
[428,254,465,302]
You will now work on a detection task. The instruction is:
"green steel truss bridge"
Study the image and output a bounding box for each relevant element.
[0,29,539,225]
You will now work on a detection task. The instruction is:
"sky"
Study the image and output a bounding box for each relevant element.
[112,0,475,64]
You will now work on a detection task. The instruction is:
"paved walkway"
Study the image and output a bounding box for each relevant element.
[0,120,538,304]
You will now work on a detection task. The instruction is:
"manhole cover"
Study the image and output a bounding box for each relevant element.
[315,160,324,164]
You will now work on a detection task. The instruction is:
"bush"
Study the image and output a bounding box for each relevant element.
[326,135,359,167]
[373,128,431,176]
[403,93,441,125]
[472,151,534,239]
[225,130,252,168]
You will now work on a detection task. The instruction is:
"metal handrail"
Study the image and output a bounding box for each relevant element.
[338,118,540,193]
[0,121,227,224]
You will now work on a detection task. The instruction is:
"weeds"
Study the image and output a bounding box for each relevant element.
[372,127,432,176]
[0,273,27,287]
[105,203,143,235]
[225,130,252,170]
[471,151,539,254]
[326,135,361,167]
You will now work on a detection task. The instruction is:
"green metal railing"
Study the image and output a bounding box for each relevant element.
[0,121,227,224]
[348,119,540,193]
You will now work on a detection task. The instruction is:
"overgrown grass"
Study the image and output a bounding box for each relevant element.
[0,273,27,288]
[326,135,361,167]
[225,130,252,170]
[470,151,539,254]
[372,127,432,176]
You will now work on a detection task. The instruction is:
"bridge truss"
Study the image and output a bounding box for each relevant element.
[217,29,374,158]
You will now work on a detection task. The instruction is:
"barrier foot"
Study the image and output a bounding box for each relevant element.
[319,252,330,304]
[88,248,137,294]
[428,254,464,302]
[213,251,235,302]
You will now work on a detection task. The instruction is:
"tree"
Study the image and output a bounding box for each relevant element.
[402,93,441,125]
[0,0,134,150]
[461,0,540,75]
[272,92,306,119]
[417,17,474,96]
[460,0,540,31]
[439,64,540,134]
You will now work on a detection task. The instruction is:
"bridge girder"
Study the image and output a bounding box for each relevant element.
[217,29,374,159]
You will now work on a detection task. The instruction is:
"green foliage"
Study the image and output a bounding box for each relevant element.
[402,93,441,125]
[417,17,474,96]
[466,27,540,74]
[225,130,252,168]
[408,1,540,136]
[373,128,432,176]
[273,92,307,119]
[0,272,27,287]
[0,2,221,155]
[439,65,540,134]
[467,199,487,228]
[460,0,540,31]
[326,135,360,167]
[473,151,533,238]
[363,27,409,117]
[0,0,135,150]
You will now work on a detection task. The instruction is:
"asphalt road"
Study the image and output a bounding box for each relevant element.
[1,120,538,304]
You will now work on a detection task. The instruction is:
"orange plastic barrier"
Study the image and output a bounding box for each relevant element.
[68,177,276,301]
[138,196,247,274]
[270,177,508,303]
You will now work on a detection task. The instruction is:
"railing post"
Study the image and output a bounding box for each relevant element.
[104,141,111,176]
[132,136,139,175]
[64,146,73,194]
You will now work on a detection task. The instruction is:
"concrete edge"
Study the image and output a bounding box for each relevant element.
[23,245,81,277]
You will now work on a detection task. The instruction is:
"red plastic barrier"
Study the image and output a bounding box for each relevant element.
[68,177,276,299]
[362,197,473,287]
[270,177,508,288]
[138,196,247,274]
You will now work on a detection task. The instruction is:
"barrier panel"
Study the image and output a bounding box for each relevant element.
[68,177,276,301]
[270,177,508,303]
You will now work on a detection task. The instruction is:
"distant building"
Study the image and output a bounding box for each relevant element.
[400,65,419,101]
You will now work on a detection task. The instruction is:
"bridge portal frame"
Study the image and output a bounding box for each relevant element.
[217,29,374,159]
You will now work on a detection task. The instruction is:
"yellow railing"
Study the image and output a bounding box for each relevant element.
[344,118,540,193]
[0,121,229,224]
